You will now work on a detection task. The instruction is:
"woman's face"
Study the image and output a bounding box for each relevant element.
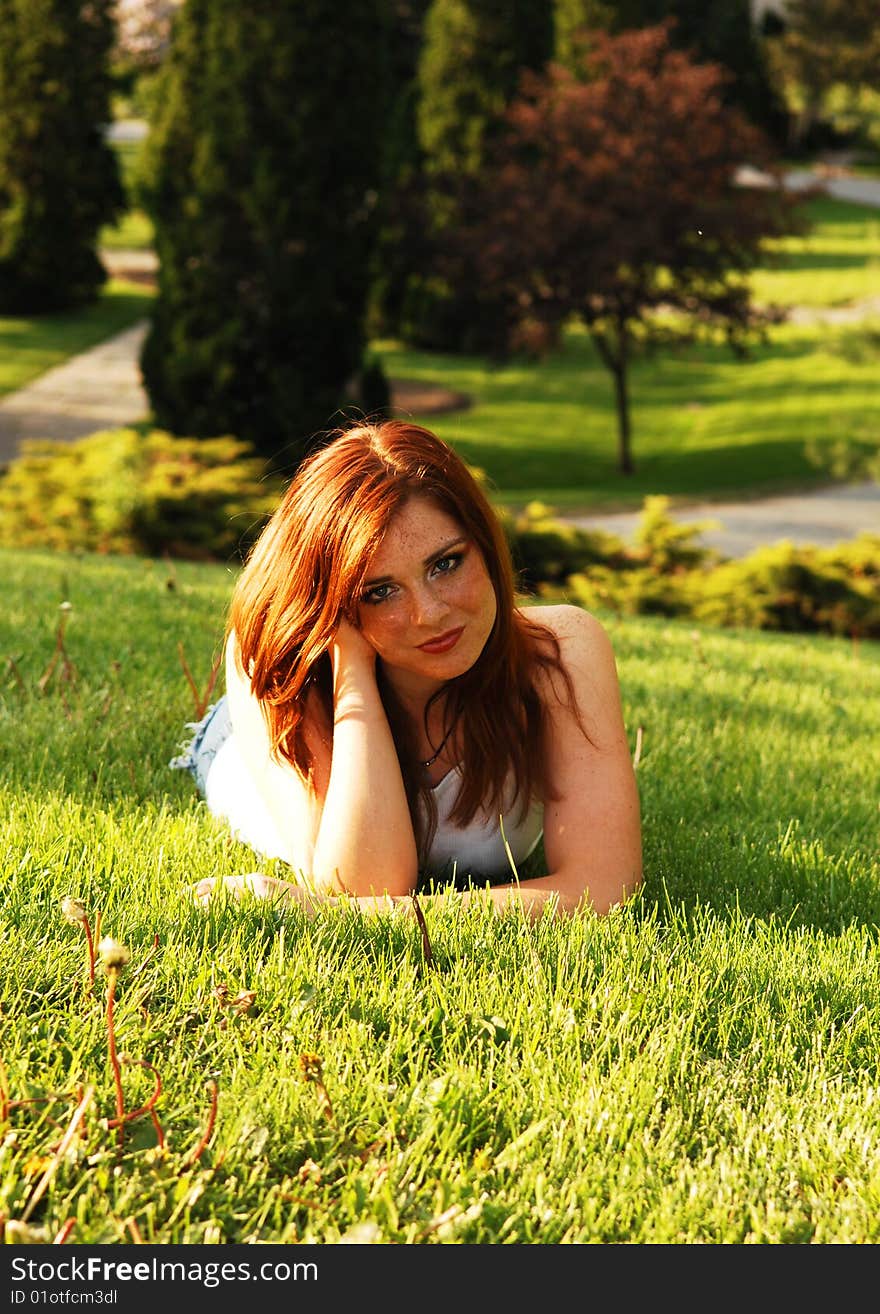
[356,496,497,693]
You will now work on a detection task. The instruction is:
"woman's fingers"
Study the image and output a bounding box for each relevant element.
[330,616,377,675]
[191,873,297,905]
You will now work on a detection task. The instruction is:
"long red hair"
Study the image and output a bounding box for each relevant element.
[227,420,576,857]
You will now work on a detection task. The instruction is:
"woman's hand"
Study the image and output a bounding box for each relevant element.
[330,616,377,681]
[192,873,328,914]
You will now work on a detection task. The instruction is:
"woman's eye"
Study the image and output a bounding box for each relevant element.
[363,584,395,605]
[432,553,462,577]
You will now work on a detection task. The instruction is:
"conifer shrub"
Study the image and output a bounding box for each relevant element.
[500,500,630,590]
[0,428,281,561]
[565,497,880,640]
[138,0,390,473]
[404,0,555,352]
[689,541,880,638]
[0,0,125,312]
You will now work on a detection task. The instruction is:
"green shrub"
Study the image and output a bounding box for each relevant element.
[0,0,124,312]
[629,494,722,573]
[500,499,630,589]
[567,564,695,619]
[690,540,880,638]
[565,496,880,641]
[0,428,281,560]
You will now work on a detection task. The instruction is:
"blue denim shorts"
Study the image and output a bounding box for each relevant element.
[169,695,232,798]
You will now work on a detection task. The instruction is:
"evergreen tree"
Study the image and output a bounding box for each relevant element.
[402,0,555,352]
[765,0,880,148]
[0,0,124,312]
[367,0,433,338]
[418,0,554,176]
[140,0,390,472]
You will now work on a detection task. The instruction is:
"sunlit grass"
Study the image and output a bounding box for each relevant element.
[377,317,880,511]
[750,195,880,308]
[1,548,878,1243]
[101,137,154,251]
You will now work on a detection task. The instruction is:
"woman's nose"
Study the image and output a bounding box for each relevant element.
[411,584,449,626]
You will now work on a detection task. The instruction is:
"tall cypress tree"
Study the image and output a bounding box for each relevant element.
[402,0,555,352]
[418,0,555,175]
[0,0,124,312]
[366,0,432,340]
[140,0,390,473]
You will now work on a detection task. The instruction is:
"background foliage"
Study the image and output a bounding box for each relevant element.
[0,0,124,312]
[138,0,391,471]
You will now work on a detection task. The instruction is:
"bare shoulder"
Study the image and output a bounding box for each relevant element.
[522,604,624,743]
[521,602,617,672]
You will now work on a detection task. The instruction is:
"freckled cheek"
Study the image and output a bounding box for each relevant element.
[454,569,496,629]
[358,606,411,653]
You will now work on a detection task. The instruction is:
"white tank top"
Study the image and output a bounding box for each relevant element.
[421,766,544,881]
[204,733,543,882]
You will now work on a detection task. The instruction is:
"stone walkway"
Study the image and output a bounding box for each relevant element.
[0,319,150,465]
[568,482,880,559]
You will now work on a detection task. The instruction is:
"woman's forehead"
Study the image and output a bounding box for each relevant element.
[366,496,465,573]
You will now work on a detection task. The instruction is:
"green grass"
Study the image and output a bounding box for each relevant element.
[0,281,154,398]
[750,195,880,308]
[100,137,154,252]
[379,318,880,511]
[2,549,879,1243]
[100,208,154,251]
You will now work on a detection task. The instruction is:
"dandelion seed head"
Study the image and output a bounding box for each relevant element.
[4,1220,49,1244]
[61,896,87,924]
[98,937,131,970]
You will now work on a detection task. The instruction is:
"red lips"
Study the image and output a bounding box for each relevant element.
[417,626,464,654]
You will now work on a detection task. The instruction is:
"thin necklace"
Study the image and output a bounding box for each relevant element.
[420,722,455,769]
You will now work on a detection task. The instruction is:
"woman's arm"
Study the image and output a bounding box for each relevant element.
[446,604,642,919]
[310,620,418,896]
[224,626,418,898]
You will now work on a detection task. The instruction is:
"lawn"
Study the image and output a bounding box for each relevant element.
[100,137,154,252]
[370,195,880,511]
[2,548,879,1245]
[749,194,880,308]
[378,317,880,512]
[0,281,154,398]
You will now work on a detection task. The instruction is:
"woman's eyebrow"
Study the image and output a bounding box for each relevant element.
[363,536,467,587]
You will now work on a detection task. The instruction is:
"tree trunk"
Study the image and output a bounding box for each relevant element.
[611,358,633,476]
[589,319,635,474]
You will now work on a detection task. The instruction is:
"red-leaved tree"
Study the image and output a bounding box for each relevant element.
[451,21,806,475]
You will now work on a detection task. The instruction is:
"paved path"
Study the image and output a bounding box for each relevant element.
[0,319,150,465]
[783,168,880,207]
[568,483,880,559]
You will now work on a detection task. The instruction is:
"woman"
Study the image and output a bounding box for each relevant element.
[173,419,642,918]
